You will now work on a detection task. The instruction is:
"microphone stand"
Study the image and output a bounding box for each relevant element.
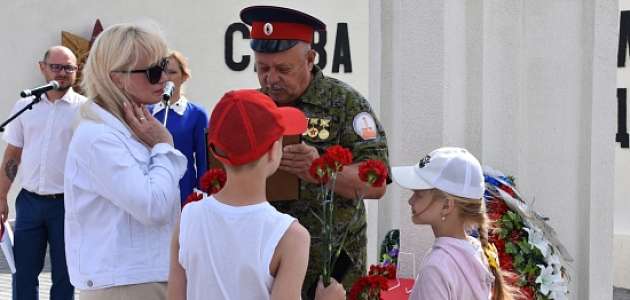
[162,98,170,127]
[161,81,175,127]
[0,93,43,132]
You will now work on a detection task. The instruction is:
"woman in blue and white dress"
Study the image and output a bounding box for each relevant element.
[152,51,209,205]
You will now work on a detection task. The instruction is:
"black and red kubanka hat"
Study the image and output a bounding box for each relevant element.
[240,5,326,53]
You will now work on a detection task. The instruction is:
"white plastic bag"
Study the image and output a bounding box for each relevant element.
[1,220,15,273]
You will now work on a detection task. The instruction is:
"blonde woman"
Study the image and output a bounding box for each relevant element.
[392,147,515,300]
[64,23,186,300]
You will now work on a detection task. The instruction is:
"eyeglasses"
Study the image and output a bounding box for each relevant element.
[112,58,168,84]
[41,62,78,73]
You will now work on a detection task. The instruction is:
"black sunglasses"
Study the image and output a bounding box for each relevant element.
[112,58,168,84]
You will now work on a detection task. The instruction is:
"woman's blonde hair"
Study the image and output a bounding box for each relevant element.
[168,50,191,80]
[81,22,168,124]
[167,50,190,95]
[432,189,518,300]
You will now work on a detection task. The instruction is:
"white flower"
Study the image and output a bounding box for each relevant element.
[548,278,569,300]
[547,252,563,272]
[536,264,568,298]
[536,265,556,296]
[524,227,550,257]
[547,252,560,264]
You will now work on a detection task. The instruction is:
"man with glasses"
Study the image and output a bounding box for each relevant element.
[0,45,85,299]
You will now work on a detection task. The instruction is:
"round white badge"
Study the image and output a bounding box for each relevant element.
[352,112,378,140]
[264,23,274,36]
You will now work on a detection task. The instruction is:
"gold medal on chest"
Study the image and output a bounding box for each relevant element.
[307,127,319,138]
[317,118,331,140]
[318,128,330,140]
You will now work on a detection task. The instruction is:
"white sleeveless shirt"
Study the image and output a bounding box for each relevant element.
[179,196,296,300]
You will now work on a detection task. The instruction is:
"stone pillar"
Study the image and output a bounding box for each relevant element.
[376,1,617,298]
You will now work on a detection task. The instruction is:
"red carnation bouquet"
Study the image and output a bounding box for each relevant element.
[184,168,227,206]
[348,264,396,300]
[200,168,227,194]
[308,145,388,286]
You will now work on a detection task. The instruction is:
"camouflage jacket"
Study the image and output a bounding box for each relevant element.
[270,66,390,295]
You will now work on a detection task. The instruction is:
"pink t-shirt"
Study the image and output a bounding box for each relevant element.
[410,236,494,300]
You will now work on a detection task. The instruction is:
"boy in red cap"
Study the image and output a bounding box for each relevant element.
[167,89,345,300]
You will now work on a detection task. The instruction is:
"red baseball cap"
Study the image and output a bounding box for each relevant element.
[208,89,307,166]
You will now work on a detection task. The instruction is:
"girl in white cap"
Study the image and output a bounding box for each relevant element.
[392,147,514,300]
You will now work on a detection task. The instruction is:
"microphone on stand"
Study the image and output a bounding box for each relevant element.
[2,81,60,132]
[161,81,175,126]
[20,81,59,98]
[162,81,175,102]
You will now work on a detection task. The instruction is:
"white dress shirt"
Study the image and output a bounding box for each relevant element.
[2,88,86,195]
[64,101,186,290]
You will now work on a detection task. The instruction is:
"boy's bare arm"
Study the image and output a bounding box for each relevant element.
[271,222,310,300]
[167,221,187,300]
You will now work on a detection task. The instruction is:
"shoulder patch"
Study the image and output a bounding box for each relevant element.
[352,112,377,140]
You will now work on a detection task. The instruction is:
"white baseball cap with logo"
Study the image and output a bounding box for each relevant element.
[392,147,484,199]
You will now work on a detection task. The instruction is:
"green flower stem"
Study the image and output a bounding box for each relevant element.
[323,173,338,286]
[310,209,325,225]
[331,184,367,271]
[320,183,331,286]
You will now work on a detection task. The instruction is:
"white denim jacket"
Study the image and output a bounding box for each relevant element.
[64,101,186,290]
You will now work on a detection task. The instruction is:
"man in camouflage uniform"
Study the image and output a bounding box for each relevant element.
[240,6,390,299]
